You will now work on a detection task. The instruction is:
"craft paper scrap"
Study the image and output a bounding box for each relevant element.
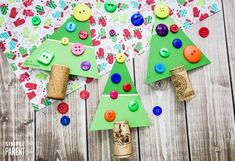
[0,0,220,110]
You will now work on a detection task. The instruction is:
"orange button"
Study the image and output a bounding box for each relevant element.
[183,46,201,63]
[104,110,116,122]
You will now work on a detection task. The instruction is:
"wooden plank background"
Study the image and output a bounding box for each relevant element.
[0,0,235,160]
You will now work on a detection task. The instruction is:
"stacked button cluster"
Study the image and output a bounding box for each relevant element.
[153,4,202,74]
[104,53,139,122]
[57,102,70,126]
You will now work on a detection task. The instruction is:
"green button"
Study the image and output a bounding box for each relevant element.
[32,16,41,26]
[104,0,117,13]
[160,48,170,58]
[128,100,139,112]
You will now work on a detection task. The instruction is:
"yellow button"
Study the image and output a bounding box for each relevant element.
[154,4,170,19]
[116,53,125,63]
[61,37,69,45]
[73,4,92,22]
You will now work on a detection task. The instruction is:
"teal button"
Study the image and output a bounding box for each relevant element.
[160,48,170,58]
[104,0,117,13]
[128,100,139,112]
[32,16,41,26]
[154,64,165,73]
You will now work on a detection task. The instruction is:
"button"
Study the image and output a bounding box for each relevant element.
[71,43,85,56]
[60,116,70,126]
[66,22,76,32]
[123,83,131,92]
[61,37,69,45]
[110,90,118,99]
[57,102,69,114]
[104,110,116,122]
[86,77,94,83]
[170,24,179,33]
[79,30,88,40]
[128,100,139,112]
[116,53,125,63]
[160,48,170,58]
[154,64,165,73]
[109,29,116,36]
[156,24,168,36]
[131,13,144,26]
[172,38,182,48]
[32,16,41,26]
[183,45,201,63]
[81,61,91,71]
[199,27,209,38]
[111,73,121,83]
[73,4,92,22]
[154,4,170,19]
[80,90,90,100]
[153,106,162,116]
[104,0,117,13]
[37,50,54,65]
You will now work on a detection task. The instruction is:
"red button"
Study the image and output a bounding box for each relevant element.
[110,90,118,99]
[123,83,131,92]
[57,102,69,114]
[199,27,209,38]
[79,30,88,40]
[104,110,116,122]
[86,77,94,83]
[80,90,90,100]
[170,24,179,33]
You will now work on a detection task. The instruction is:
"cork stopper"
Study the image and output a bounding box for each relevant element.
[113,121,132,159]
[47,64,70,100]
[171,65,195,101]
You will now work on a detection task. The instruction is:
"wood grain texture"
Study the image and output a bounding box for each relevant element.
[1,0,235,160]
[86,60,140,161]
[135,54,190,161]
[184,1,235,160]
[36,88,87,161]
[0,50,34,161]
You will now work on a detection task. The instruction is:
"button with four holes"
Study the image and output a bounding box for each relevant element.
[128,100,139,112]
[71,43,85,56]
[32,16,41,26]
[159,48,170,58]
[111,73,121,83]
[104,110,116,122]
[66,22,76,32]
[79,30,88,40]
[57,102,69,114]
[153,106,162,116]
[154,4,170,19]
[154,63,165,73]
[123,82,132,92]
[116,53,125,63]
[60,116,70,126]
[80,90,90,100]
[172,38,182,48]
[110,90,118,99]
[61,37,69,45]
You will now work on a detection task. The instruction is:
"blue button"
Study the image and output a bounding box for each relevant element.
[154,64,165,73]
[172,38,182,48]
[153,106,162,116]
[60,116,70,126]
[131,13,144,26]
[66,22,76,32]
[111,73,121,83]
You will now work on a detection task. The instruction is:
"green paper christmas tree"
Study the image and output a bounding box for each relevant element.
[91,58,150,131]
[23,14,99,79]
[146,15,210,84]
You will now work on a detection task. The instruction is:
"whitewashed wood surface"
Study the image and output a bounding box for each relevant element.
[0,0,235,160]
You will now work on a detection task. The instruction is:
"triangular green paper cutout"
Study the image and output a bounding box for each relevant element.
[23,13,99,79]
[91,61,150,131]
[146,16,210,84]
